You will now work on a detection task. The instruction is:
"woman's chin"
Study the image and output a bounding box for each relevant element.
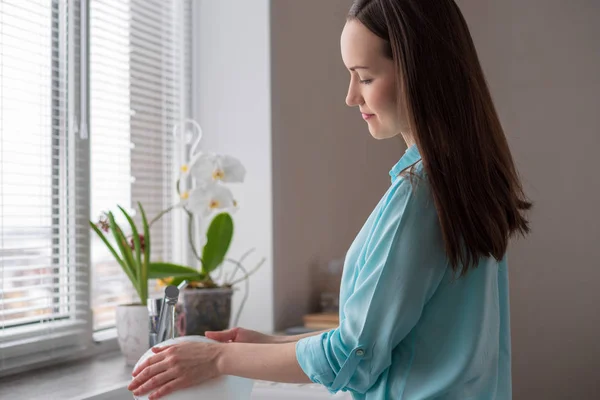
[367,124,381,140]
[368,128,395,140]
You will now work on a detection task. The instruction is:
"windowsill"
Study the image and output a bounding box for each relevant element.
[0,350,131,400]
[0,328,125,399]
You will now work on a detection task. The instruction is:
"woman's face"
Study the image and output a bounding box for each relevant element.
[340,20,408,140]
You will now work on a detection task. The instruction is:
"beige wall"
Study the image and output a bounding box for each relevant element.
[270,0,402,330]
[458,0,600,398]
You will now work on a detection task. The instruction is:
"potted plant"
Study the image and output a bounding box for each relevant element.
[167,211,265,337]
[153,119,265,336]
[90,202,200,365]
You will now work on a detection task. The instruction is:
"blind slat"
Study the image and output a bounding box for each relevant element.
[1,282,89,296]
[0,319,88,341]
[1,292,88,306]
[0,314,89,331]
[0,262,88,273]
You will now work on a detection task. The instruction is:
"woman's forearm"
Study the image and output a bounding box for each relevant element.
[216,341,313,384]
[272,329,332,343]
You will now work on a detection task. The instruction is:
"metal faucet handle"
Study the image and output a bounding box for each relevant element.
[148,284,186,347]
[153,285,181,345]
[164,285,179,304]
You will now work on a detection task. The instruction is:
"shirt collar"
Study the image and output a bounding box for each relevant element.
[389,144,421,183]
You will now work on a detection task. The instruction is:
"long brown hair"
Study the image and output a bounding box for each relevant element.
[348,0,532,276]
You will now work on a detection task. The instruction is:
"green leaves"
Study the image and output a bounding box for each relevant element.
[138,203,150,306]
[201,212,234,275]
[89,204,199,306]
[149,262,205,289]
[118,205,144,302]
[106,211,140,299]
[148,262,203,280]
[89,221,124,270]
[90,206,238,301]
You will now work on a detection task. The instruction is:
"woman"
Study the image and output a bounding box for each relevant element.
[128,0,531,398]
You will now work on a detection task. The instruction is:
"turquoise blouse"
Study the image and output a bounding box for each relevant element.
[296,145,511,399]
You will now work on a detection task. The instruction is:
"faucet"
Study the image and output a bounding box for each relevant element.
[148,281,188,347]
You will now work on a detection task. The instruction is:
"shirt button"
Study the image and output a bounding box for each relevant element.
[356,349,365,357]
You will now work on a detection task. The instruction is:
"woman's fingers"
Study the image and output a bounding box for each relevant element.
[132,367,179,397]
[131,351,168,378]
[127,361,172,395]
[128,342,221,399]
[148,377,190,400]
[152,345,172,353]
[205,328,238,342]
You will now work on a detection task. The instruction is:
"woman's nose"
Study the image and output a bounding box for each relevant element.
[345,83,363,107]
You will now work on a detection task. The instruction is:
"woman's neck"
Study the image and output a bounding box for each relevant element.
[401,132,416,148]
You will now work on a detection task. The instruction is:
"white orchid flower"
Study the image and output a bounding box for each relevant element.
[179,182,235,217]
[180,153,246,184]
[179,152,205,177]
[214,154,246,183]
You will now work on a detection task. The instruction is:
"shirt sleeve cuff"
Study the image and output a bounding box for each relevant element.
[295,332,336,389]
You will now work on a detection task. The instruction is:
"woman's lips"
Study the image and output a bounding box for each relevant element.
[362,113,374,120]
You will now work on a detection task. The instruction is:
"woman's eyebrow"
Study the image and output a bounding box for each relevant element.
[348,65,369,71]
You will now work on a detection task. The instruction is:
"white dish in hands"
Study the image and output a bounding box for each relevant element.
[132,335,254,400]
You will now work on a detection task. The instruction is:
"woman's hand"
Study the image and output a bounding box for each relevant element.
[206,326,278,344]
[127,341,222,400]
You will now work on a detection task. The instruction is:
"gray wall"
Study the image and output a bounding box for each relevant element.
[270,0,401,330]
[458,1,600,399]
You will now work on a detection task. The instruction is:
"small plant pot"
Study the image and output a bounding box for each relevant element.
[177,288,233,336]
[116,303,149,366]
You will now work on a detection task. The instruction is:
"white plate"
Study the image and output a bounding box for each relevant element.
[132,336,254,400]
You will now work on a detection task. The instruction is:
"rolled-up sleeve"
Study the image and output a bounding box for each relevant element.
[296,174,448,394]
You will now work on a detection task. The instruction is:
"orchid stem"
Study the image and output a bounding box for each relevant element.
[224,248,256,284]
[228,257,265,287]
[185,208,204,268]
[231,263,250,328]
[149,204,178,228]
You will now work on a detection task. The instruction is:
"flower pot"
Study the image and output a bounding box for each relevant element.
[116,304,149,366]
[176,288,233,336]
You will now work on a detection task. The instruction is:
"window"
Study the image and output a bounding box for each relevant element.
[89,0,192,331]
[0,0,192,374]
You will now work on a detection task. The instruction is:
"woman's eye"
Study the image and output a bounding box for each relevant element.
[359,79,373,85]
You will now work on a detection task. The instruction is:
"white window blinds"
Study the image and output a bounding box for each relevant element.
[0,0,90,369]
[89,0,192,331]
[0,0,192,374]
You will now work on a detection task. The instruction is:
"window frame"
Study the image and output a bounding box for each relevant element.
[0,0,94,375]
